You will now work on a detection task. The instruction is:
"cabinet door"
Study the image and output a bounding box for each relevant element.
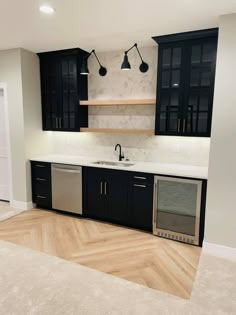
[156,44,185,135]
[40,56,61,131]
[183,38,217,136]
[107,171,129,224]
[83,168,108,220]
[60,56,80,131]
[40,58,51,130]
[128,181,153,231]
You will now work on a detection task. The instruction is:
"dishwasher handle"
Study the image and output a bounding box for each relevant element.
[52,164,81,174]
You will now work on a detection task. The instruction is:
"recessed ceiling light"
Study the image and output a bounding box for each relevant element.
[39,5,55,14]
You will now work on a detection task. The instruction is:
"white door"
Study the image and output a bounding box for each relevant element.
[0,89,9,201]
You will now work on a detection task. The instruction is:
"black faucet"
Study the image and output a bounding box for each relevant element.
[115,144,124,161]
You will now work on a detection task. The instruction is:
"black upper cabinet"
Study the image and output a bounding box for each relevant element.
[153,28,218,137]
[38,49,88,131]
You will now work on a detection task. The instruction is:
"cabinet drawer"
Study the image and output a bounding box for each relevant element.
[33,180,51,196]
[31,161,51,180]
[129,172,154,184]
[32,180,51,206]
[33,194,51,208]
[32,181,51,207]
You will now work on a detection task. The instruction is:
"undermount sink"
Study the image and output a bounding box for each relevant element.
[92,161,135,167]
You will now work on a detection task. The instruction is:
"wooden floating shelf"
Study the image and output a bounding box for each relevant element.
[80,128,155,135]
[80,99,156,106]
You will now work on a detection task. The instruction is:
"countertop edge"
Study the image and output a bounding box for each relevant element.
[30,156,208,180]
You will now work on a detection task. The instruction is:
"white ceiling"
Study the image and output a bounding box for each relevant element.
[0,0,236,53]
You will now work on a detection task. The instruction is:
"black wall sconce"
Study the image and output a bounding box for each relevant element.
[80,50,107,76]
[121,43,149,73]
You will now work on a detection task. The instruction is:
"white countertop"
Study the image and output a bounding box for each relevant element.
[30,155,208,179]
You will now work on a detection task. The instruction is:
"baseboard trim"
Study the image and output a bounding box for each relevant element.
[10,200,34,211]
[203,241,236,262]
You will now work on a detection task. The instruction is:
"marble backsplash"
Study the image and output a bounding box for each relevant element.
[87,47,157,130]
[49,46,210,167]
[88,104,155,129]
[88,47,157,100]
[51,132,210,166]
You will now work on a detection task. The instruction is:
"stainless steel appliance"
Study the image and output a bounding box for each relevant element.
[52,164,82,215]
[153,176,202,245]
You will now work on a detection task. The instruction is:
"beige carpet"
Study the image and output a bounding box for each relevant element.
[0,240,235,314]
[0,201,25,222]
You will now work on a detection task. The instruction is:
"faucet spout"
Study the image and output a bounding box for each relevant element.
[115,144,124,161]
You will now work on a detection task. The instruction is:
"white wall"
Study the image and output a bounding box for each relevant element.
[51,47,210,166]
[20,49,52,202]
[0,48,52,207]
[0,89,9,200]
[205,14,236,248]
[0,49,27,204]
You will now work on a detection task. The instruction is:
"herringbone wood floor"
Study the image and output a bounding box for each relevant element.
[0,208,201,299]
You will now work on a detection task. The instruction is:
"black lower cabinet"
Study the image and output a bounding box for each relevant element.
[83,167,129,223]
[31,162,206,243]
[128,181,153,231]
[83,167,154,231]
[83,167,109,220]
[31,161,52,208]
[108,171,129,224]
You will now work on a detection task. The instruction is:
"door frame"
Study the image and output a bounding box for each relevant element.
[0,83,13,202]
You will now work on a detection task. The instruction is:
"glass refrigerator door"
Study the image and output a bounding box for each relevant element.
[153,176,202,245]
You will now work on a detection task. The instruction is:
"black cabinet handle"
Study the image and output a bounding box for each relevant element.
[134,184,146,188]
[183,119,186,133]
[104,182,107,195]
[133,176,146,180]
[36,178,46,181]
[100,182,103,195]
[37,195,47,199]
[58,117,62,129]
[177,119,180,133]
[35,164,46,168]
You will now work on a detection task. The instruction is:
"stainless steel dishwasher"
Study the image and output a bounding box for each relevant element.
[52,164,82,215]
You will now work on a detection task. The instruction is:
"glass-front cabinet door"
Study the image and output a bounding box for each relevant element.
[153,176,202,245]
[61,55,80,131]
[40,57,61,130]
[156,44,184,135]
[183,38,217,136]
[153,29,218,137]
